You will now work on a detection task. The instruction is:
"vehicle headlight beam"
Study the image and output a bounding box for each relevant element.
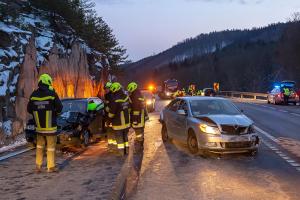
[200,124,220,135]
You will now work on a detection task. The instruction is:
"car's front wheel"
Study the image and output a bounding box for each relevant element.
[187,130,199,154]
[82,130,90,147]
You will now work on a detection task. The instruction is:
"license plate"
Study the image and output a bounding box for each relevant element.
[229,135,249,142]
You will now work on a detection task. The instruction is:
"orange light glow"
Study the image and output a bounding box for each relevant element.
[148,84,155,91]
[67,84,75,98]
[51,75,103,99]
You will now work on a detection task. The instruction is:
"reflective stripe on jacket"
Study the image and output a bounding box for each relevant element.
[108,90,131,131]
[27,83,63,135]
[130,89,146,128]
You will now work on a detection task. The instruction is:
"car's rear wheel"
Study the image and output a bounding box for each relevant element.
[161,123,171,142]
[187,130,199,155]
[82,130,90,147]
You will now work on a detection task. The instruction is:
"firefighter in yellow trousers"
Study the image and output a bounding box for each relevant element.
[27,74,63,173]
[127,82,147,152]
[107,82,131,156]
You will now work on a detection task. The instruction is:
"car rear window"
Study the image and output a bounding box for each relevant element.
[62,100,87,113]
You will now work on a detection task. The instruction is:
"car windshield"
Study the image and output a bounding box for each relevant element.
[142,91,153,99]
[190,99,241,116]
[61,100,87,113]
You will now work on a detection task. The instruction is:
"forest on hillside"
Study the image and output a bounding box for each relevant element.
[124,18,300,92]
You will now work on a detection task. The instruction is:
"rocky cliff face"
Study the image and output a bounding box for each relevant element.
[0,0,109,144]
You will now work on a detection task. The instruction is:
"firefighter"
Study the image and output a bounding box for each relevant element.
[107,82,131,156]
[103,82,117,151]
[188,84,196,96]
[127,82,147,152]
[197,90,203,96]
[283,87,291,105]
[27,74,63,173]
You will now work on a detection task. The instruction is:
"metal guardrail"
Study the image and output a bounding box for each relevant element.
[218,91,268,101]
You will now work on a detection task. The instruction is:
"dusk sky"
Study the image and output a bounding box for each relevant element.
[94,0,300,61]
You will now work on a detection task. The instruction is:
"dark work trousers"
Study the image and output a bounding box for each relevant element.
[284,95,289,105]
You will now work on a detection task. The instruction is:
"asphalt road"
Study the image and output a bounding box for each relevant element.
[0,141,125,200]
[130,99,300,200]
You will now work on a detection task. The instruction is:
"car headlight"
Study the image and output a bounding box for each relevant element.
[200,124,220,135]
[166,92,171,96]
[146,99,152,105]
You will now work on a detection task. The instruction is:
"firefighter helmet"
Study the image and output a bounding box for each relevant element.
[105,81,112,89]
[127,82,138,92]
[110,82,122,93]
[39,74,53,86]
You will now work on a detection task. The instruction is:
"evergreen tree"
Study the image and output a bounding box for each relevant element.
[30,0,127,68]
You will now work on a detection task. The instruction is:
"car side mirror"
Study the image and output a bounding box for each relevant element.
[177,109,187,116]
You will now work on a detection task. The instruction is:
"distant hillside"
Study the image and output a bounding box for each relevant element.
[122,22,300,92]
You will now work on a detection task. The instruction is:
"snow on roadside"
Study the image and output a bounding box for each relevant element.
[0,135,27,154]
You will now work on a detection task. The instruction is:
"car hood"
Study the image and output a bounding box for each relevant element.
[195,114,253,126]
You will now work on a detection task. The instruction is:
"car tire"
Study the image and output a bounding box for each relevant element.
[187,130,199,155]
[247,150,258,157]
[82,130,90,147]
[161,123,171,142]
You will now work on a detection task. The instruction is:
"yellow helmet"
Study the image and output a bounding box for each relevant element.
[105,81,112,89]
[38,74,52,86]
[127,82,138,92]
[110,82,122,93]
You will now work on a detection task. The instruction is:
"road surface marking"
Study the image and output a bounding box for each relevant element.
[254,126,279,143]
[258,129,300,173]
[278,110,288,113]
[291,163,300,167]
[291,113,300,117]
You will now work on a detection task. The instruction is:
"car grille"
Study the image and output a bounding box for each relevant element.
[221,142,252,149]
[221,125,248,135]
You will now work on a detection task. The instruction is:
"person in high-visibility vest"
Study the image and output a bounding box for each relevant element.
[188,84,196,96]
[103,82,117,151]
[127,82,147,152]
[27,74,63,173]
[107,82,131,156]
[283,87,291,105]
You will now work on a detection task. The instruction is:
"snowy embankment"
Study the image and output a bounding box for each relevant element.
[0,1,106,141]
[0,134,26,153]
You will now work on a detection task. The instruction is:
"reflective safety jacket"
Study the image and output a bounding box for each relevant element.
[108,90,131,131]
[104,91,113,114]
[27,83,63,135]
[283,88,291,96]
[129,89,146,129]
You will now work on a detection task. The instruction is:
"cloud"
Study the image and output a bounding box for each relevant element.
[93,0,132,5]
[186,0,265,4]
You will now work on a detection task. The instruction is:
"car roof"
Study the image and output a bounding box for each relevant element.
[62,97,101,101]
[176,96,226,101]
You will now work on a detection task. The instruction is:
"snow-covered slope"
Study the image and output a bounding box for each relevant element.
[0,0,109,143]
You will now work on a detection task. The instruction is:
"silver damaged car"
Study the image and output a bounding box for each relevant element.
[160,97,260,155]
